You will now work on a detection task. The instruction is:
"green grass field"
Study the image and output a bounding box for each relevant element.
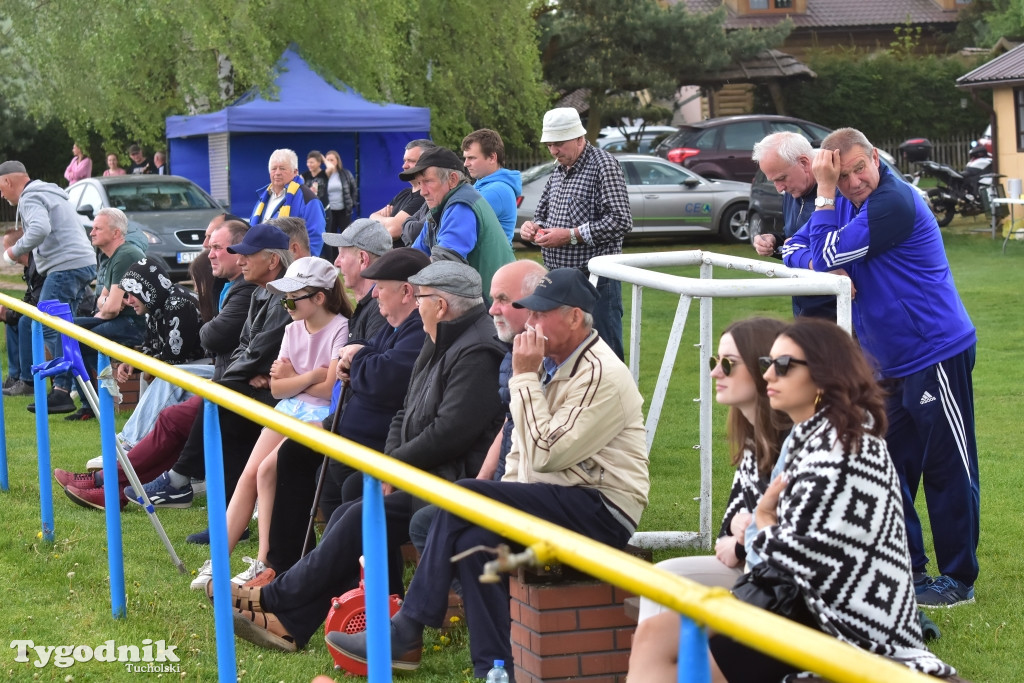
[0,222,1020,681]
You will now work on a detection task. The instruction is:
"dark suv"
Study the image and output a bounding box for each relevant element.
[653,115,831,183]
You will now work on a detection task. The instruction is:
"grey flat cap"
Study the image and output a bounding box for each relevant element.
[408,261,482,298]
[323,218,392,256]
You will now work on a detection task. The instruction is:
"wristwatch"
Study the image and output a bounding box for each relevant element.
[569,228,578,245]
[814,196,835,208]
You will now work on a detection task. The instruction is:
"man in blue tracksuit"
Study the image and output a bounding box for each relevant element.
[782,128,979,608]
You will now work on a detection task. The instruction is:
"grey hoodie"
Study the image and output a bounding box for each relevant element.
[12,180,96,275]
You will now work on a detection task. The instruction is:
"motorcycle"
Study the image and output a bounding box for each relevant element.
[912,147,1002,227]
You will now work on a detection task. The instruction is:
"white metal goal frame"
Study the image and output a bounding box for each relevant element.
[587,250,853,551]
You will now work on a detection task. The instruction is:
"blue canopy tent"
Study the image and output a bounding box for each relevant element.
[166,48,430,219]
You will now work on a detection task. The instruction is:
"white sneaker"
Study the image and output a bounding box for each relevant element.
[190,559,213,591]
[232,556,266,585]
[190,478,206,497]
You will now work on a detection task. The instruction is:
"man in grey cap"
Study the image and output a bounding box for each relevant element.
[326,267,649,679]
[404,147,514,302]
[230,259,507,653]
[325,218,392,344]
[0,160,98,410]
[519,107,632,360]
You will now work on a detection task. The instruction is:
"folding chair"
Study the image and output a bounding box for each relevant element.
[32,301,186,573]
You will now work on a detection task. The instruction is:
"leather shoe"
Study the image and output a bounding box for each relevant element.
[27,389,76,414]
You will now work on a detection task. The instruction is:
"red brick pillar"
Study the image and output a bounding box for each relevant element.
[115,374,141,413]
[509,571,637,683]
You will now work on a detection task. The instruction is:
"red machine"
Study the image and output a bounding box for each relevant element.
[325,569,403,675]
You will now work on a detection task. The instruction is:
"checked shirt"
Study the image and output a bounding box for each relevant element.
[533,144,632,271]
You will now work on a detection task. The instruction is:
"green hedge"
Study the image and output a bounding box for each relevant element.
[760,48,991,143]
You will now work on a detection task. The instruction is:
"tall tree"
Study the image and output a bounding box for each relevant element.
[0,0,547,153]
[537,0,791,138]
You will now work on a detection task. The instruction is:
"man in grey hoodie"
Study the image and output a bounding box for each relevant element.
[462,129,522,243]
[0,160,98,413]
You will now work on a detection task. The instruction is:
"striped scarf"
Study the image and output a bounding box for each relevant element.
[253,180,302,222]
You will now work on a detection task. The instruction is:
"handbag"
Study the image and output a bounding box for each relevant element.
[731,563,806,620]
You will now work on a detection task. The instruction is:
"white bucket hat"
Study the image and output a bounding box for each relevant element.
[541,108,587,143]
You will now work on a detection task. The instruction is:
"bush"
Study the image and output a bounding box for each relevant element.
[759,48,991,142]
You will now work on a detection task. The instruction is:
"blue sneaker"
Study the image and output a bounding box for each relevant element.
[123,472,193,509]
[917,575,974,608]
[913,572,934,596]
[186,526,250,545]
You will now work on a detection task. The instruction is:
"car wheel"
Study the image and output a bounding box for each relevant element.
[926,188,955,228]
[719,204,749,243]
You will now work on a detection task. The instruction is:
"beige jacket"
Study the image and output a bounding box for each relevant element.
[503,330,649,526]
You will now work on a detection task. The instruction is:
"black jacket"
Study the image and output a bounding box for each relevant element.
[385,304,506,483]
[221,282,291,383]
[199,277,258,380]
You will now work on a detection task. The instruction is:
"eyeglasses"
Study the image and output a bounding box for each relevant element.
[758,355,809,376]
[413,293,439,307]
[280,292,317,310]
[708,356,737,376]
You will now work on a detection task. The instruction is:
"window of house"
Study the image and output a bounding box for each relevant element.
[1017,88,1024,152]
[775,0,793,7]
[750,0,769,8]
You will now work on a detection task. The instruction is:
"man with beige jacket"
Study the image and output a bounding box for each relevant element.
[327,267,649,680]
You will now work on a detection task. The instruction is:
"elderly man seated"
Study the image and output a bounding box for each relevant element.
[327,268,650,680]
[225,261,507,652]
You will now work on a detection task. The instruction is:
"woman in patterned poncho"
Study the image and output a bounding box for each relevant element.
[630,318,956,682]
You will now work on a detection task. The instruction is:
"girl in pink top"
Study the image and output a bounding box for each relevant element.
[103,153,127,176]
[64,143,92,184]
[199,257,352,588]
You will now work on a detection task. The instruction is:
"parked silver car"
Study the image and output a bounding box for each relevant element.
[516,154,751,243]
[66,175,222,281]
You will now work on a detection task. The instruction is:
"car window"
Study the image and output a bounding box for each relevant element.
[691,128,719,150]
[79,184,104,212]
[601,140,629,153]
[626,160,697,186]
[722,121,767,150]
[106,181,219,212]
[803,123,831,141]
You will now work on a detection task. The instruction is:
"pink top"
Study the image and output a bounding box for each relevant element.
[103,168,127,177]
[64,156,92,184]
[278,313,349,406]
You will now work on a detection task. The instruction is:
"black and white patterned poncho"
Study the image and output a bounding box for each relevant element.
[119,258,205,365]
[753,410,955,678]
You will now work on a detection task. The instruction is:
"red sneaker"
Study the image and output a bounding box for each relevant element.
[64,484,127,510]
[54,469,97,489]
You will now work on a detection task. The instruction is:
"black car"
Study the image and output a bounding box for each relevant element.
[653,115,831,183]
[67,176,223,280]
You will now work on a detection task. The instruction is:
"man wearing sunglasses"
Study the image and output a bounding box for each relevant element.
[782,127,979,609]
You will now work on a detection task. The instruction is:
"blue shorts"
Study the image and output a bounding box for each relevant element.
[274,397,330,423]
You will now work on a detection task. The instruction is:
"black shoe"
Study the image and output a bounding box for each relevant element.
[27,389,77,414]
[64,405,95,421]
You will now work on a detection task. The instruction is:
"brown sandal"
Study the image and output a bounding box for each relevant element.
[206,581,264,613]
[232,609,297,652]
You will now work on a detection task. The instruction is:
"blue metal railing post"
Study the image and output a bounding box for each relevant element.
[203,399,237,682]
[30,318,54,542]
[677,615,710,683]
[362,473,392,683]
[98,353,126,618]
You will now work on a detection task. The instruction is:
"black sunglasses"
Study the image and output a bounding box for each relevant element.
[709,356,737,376]
[280,291,317,310]
[758,355,809,376]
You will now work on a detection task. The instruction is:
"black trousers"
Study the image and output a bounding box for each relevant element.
[170,378,275,503]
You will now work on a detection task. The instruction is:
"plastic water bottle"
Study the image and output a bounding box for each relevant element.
[485,659,509,683]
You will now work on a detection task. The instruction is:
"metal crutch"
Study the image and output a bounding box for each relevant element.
[302,379,348,557]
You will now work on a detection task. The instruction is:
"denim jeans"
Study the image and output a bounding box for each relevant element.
[593,276,624,360]
[38,264,96,391]
[118,364,216,449]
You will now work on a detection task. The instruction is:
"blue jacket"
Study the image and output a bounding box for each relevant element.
[330,309,425,453]
[782,164,975,378]
[474,168,522,242]
[250,175,327,257]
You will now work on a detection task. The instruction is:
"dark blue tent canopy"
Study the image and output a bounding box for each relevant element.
[166,48,430,221]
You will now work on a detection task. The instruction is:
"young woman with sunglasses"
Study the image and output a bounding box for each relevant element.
[194,257,353,589]
[634,317,790,623]
[632,318,956,681]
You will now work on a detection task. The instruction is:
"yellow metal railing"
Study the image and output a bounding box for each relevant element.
[1,292,936,682]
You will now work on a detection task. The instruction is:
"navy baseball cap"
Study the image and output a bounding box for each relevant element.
[512,268,598,313]
[227,223,289,255]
